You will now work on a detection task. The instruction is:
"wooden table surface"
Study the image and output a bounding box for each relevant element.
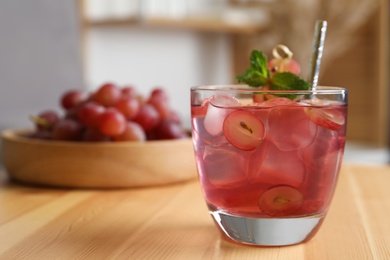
[0,163,389,259]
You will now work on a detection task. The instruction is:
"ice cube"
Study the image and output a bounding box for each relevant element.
[192,117,228,146]
[298,126,342,170]
[266,106,318,151]
[203,95,241,136]
[297,127,343,201]
[249,140,306,187]
[200,145,248,187]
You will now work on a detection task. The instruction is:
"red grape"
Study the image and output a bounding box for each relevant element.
[29,84,187,142]
[166,110,181,124]
[77,101,105,128]
[268,58,300,75]
[61,90,84,110]
[97,108,126,137]
[121,86,137,97]
[147,88,171,119]
[134,104,160,131]
[149,101,171,120]
[114,121,146,142]
[52,119,82,141]
[82,128,112,142]
[150,87,168,102]
[30,130,53,140]
[114,96,140,120]
[152,120,188,140]
[32,110,60,131]
[93,82,121,107]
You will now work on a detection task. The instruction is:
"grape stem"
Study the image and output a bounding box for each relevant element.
[29,115,50,128]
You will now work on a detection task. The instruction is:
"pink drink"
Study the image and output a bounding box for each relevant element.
[191,85,347,246]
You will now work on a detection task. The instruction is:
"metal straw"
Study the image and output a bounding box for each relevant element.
[307,20,327,90]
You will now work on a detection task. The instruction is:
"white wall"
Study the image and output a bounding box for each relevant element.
[0,0,233,132]
[85,27,232,128]
[0,0,84,131]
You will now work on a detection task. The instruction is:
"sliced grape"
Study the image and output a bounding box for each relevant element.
[258,185,303,216]
[304,107,345,131]
[223,110,265,151]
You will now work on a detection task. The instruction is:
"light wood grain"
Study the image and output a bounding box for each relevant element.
[0,163,389,259]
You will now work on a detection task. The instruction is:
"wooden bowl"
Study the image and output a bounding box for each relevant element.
[1,129,197,188]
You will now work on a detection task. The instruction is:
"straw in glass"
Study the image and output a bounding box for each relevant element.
[307,20,328,90]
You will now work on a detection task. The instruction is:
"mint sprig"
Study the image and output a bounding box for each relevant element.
[236,49,310,97]
[270,72,310,91]
[236,67,268,87]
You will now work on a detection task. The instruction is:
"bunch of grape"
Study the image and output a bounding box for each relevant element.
[30,83,189,142]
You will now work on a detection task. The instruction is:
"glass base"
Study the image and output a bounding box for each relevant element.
[210,211,324,246]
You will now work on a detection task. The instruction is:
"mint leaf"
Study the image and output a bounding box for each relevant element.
[236,48,311,98]
[236,50,270,87]
[270,72,310,91]
[250,50,269,78]
[236,67,268,87]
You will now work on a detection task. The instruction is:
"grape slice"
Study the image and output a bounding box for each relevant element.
[258,185,303,216]
[304,107,345,131]
[223,110,265,151]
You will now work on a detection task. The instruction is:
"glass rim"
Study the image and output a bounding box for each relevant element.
[191,85,347,94]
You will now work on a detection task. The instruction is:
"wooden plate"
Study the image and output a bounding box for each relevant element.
[1,129,197,188]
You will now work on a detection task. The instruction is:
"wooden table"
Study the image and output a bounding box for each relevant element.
[0,163,389,259]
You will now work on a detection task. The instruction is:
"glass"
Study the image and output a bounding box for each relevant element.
[190,85,348,246]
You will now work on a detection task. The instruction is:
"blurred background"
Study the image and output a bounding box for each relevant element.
[0,0,389,164]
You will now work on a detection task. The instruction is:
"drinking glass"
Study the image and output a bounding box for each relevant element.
[190,85,348,246]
